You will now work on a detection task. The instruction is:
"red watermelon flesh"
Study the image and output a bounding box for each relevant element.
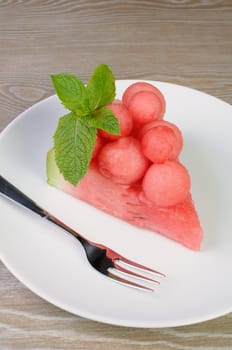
[47,82,203,250]
[47,150,202,250]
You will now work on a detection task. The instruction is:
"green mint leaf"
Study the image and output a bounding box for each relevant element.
[86,64,116,111]
[90,107,120,135]
[51,64,119,185]
[54,112,97,185]
[51,73,89,115]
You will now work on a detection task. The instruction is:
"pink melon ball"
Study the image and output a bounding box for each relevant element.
[141,124,183,163]
[99,101,133,140]
[127,91,164,125]
[142,161,191,207]
[139,120,182,141]
[122,82,166,116]
[98,137,149,185]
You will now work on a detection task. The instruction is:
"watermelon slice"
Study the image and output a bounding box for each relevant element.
[47,82,203,250]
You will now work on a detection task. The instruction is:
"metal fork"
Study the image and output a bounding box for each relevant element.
[0,175,165,292]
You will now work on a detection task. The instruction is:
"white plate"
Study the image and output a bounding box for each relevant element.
[0,80,232,328]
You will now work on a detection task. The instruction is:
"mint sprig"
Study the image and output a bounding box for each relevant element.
[51,64,119,185]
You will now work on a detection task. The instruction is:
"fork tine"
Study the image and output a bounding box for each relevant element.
[107,268,154,292]
[106,249,165,277]
[114,260,160,284]
[116,256,165,277]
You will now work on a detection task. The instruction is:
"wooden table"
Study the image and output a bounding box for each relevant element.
[0,1,231,349]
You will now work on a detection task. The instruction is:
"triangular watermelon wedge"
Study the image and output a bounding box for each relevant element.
[47,81,203,250]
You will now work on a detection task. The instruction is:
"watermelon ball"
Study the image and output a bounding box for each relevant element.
[141,124,183,163]
[127,91,164,125]
[139,120,182,141]
[99,100,133,141]
[98,137,149,185]
[142,161,191,207]
[122,82,166,117]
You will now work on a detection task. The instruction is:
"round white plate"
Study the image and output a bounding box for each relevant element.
[0,80,232,328]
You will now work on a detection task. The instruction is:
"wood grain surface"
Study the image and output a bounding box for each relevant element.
[0,1,231,349]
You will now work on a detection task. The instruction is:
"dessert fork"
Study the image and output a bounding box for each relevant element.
[0,175,164,291]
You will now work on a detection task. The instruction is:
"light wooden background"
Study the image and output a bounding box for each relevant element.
[0,1,231,349]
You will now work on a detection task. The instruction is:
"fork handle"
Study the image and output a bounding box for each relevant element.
[0,175,84,242]
[0,175,47,217]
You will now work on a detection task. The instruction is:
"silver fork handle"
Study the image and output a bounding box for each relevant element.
[0,175,47,217]
[0,175,83,242]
